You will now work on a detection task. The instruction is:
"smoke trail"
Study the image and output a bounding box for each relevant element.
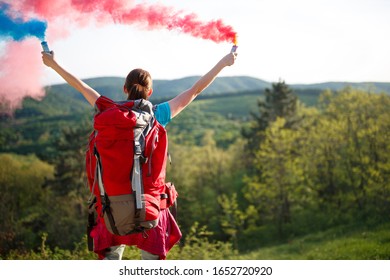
[0,2,47,41]
[0,39,45,108]
[0,2,47,107]
[7,0,237,43]
[0,0,237,106]
[119,3,237,43]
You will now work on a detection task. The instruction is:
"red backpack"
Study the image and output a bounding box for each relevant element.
[85,96,177,237]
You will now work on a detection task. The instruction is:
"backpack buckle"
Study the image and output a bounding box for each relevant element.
[134,144,142,155]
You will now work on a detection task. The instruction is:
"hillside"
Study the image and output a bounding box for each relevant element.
[291,81,390,93]
[13,75,387,120]
[45,75,390,103]
[3,75,388,155]
[0,77,384,161]
[46,76,272,102]
[1,76,389,261]
[238,222,390,260]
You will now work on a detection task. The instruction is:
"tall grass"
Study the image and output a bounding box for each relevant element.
[4,223,389,260]
[238,223,390,260]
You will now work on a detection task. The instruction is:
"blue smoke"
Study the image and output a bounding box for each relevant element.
[0,3,47,41]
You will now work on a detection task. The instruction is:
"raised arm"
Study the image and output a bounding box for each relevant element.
[41,51,100,106]
[168,52,237,118]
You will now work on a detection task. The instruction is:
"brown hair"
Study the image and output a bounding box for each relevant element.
[124,68,152,100]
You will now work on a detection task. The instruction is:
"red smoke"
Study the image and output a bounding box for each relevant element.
[8,0,237,43]
[0,0,237,105]
[119,3,237,43]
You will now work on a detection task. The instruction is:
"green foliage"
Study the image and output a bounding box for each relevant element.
[167,131,247,238]
[242,81,301,170]
[5,233,96,260]
[245,118,308,238]
[167,222,238,260]
[218,193,248,248]
[4,225,237,260]
[166,103,243,148]
[0,153,54,255]
[7,222,389,260]
[42,123,92,249]
[303,88,390,221]
[0,120,92,257]
[48,123,91,194]
[243,87,390,246]
[1,78,390,260]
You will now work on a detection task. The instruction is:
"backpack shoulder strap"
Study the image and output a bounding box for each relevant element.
[94,96,116,113]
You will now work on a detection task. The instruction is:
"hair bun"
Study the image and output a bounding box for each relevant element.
[125,68,152,100]
[132,83,142,89]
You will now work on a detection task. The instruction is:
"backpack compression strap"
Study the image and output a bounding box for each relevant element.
[132,142,143,209]
[131,99,154,209]
[94,145,121,235]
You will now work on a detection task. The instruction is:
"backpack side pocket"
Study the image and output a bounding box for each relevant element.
[103,194,136,236]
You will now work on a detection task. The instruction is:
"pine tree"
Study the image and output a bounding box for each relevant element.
[242,80,299,164]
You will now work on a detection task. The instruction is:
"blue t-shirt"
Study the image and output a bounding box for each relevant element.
[154,102,171,127]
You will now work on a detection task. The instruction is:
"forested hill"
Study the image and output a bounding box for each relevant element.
[5,75,389,121]
[46,75,390,103]
[1,76,390,260]
[46,76,271,102]
[291,81,390,93]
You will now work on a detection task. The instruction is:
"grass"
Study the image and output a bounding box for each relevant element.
[238,223,390,260]
[4,223,389,260]
[196,93,261,119]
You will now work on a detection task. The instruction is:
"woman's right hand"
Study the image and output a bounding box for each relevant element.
[41,51,57,68]
[40,50,101,106]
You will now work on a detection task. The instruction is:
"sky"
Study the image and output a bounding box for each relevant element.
[1,0,390,104]
[40,0,390,85]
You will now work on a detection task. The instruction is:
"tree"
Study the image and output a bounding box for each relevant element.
[243,87,390,240]
[43,122,92,248]
[217,193,247,248]
[312,88,390,219]
[242,80,299,166]
[0,153,54,255]
[166,130,247,239]
[0,96,13,121]
[244,118,312,238]
[47,123,91,196]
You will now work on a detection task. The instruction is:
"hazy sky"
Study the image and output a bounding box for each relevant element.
[41,0,390,85]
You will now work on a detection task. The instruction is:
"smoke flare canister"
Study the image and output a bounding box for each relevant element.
[41,41,50,53]
[231,45,238,53]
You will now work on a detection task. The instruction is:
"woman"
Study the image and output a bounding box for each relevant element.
[42,48,237,260]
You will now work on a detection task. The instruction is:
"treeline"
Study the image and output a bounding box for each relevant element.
[239,85,390,247]
[167,84,390,251]
[0,83,389,259]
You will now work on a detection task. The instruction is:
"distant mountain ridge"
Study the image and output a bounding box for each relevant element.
[46,76,272,102]
[46,75,390,103]
[290,81,390,93]
[5,75,390,154]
